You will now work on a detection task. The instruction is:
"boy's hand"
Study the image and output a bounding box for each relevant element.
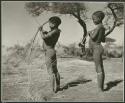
[39,26,48,34]
[43,31,48,34]
[38,26,43,31]
[88,31,92,36]
[88,30,94,36]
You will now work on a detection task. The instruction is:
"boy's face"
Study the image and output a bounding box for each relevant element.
[49,21,56,29]
[92,15,101,25]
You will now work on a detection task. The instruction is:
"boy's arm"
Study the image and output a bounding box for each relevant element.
[99,27,105,37]
[39,26,48,38]
[89,26,105,40]
[99,28,105,42]
[41,29,59,39]
[89,27,100,40]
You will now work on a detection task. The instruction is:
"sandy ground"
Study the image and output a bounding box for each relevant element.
[1,57,124,102]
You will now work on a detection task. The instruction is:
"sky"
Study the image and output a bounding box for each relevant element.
[1,1,124,47]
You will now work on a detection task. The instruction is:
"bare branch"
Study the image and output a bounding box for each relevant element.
[76,4,81,19]
[72,12,78,18]
[78,18,87,38]
[105,4,117,37]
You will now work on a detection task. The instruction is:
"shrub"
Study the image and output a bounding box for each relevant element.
[103,42,123,58]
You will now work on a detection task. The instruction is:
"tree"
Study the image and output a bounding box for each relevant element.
[104,3,124,36]
[24,2,124,57]
[25,2,88,48]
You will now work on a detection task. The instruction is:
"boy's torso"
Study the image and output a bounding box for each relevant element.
[43,28,60,50]
[89,24,105,48]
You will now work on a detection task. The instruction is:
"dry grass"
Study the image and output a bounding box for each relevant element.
[1,43,124,102]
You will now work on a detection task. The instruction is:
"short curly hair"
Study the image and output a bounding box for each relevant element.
[92,11,105,21]
[49,16,61,26]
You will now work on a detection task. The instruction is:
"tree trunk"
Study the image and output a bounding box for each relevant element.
[72,12,87,57]
[105,4,118,37]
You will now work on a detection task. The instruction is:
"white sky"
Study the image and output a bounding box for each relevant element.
[1,1,124,47]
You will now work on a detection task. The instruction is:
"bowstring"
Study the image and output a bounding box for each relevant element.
[24,16,42,101]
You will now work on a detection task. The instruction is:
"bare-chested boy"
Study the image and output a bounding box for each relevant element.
[39,16,61,93]
[88,11,106,92]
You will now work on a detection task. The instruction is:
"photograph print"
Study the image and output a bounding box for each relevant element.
[1,0,124,102]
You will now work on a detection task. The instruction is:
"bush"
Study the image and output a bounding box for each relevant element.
[104,42,123,58]
[63,43,82,57]
[63,42,123,59]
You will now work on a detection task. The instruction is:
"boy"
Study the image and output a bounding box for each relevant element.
[88,11,105,92]
[39,16,61,93]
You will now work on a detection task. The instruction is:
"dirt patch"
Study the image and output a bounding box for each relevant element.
[1,57,124,102]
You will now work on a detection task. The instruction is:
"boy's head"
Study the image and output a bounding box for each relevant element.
[49,16,61,29]
[92,11,105,25]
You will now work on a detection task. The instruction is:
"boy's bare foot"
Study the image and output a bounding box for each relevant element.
[98,88,104,92]
[54,87,60,93]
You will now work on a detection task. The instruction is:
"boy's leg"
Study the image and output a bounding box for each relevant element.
[46,53,60,93]
[49,70,60,93]
[100,55,105,90]
[97,69,105,91]
[52,58,60,93]
[93,45,105,92]
[45,52,55,93]
[46,66,56,92]
[55,72,60,89]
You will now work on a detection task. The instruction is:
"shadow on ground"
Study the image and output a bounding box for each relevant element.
[104,79,123,91]
[60,78,92,91]
[80,56,107,62]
